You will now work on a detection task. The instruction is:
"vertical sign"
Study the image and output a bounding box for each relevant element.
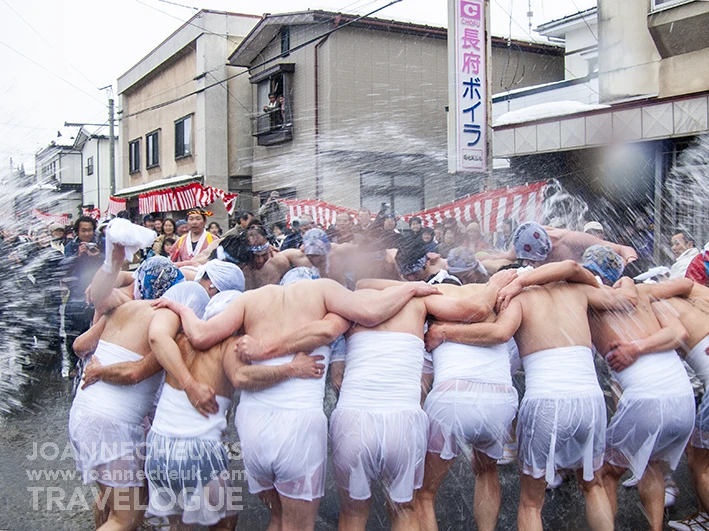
[453,0,487,173]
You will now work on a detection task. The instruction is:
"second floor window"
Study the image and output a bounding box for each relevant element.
[86,156,94,176]
[129,139,140,173]
[175,115,192,159]
[146,130,159,168]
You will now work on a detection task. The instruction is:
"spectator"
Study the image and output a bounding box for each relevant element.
[281,214,314,251]
[175,219,189,236]
[433,223,445,244]
[686,243,709,286]
[583,221,606,240]
[258,191,289,228]
[143,214,156,230]
[271,221,288,249]
[421,226,438,253]
[48,222,66,254]
[62,216,104,374]
[408,216,423,238]
[170,210,218,262]
[326,212,356,244]
[162,237,176,257]
[670,229,699,279]
[437,228,458,258]
[353,207,373,244]
[208,221,222,237]
[154,217,163,235]
[381,213,401,249]
[465,221,490,254]
[152,218,177,256]
[495,218,516,251]
[263,92,283,128]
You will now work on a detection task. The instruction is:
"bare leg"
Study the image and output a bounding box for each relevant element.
[471,450,501,531]
[637,462,665,531]
[518,473,547,531]
[688,445,709,512]
[576,470,613,531]
[386,497,420,531]
[279,493,321,531]
[209,515,238,531]
[600,462,625,519]
[338,488,372,531]
[414,451,455,531]
[94,484,111,529]
[167,515,195,531]
[258,489,283,531]
[97,485,146,531]
[420,372,434,407]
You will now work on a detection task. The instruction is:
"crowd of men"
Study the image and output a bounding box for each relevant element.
[4,195,709,531]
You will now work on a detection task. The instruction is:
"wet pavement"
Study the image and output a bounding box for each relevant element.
[0,366,700,530]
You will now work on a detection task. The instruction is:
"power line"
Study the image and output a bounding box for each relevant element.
[123,0,404,119]
[0,39,106,105]
[156,0,198,11]
[0,0,101,90]
[568,0,597,42]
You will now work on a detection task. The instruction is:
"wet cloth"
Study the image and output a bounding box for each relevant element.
[235,345,331,501]
[582,245,624,284]
[425,342,518,460]
[513,222,552,262]
[69,340,163,487]
[332,331,427,503]
[145,385,235,526]
[194,260,245,293]
[518,347,606,484]
[302,228,331,256]
[687,336,709,449]
[606,350,695,477]
[203,290,242,321]
[161,281,210,320]
[133,256,184,300]
[103,218,157,273]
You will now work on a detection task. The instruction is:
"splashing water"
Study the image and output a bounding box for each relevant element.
[538,179,589,232]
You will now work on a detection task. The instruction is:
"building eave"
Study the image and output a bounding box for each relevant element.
[535,7,597,39]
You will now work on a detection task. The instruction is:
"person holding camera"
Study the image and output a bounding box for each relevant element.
[62,216,104,375]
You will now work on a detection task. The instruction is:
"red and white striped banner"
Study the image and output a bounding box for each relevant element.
[107,197,126,216]
[283,182,547,234]
[30,208,70,225]
[131,183,238,215]
[284,199,358,228]
[402,182,547,234]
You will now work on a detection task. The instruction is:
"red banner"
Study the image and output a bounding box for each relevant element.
[136,183,238,215]
[30,208,69,225]
[107,197,126,216]
[284,199,358,228]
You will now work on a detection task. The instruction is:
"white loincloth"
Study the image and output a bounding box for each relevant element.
[606,350,695,477]
[235,345,330,501]
[688,336,709,449]
[332,331,427,503]
[68,340,163,487]
[145,386,235,526]
[518,347,606,484]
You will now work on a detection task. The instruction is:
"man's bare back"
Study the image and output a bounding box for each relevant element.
[167,334,235,398]
[94,300,156,357]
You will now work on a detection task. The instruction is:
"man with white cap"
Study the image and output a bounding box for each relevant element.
[669,228,699,280]
[152,274,441,531]
[583,221,606,240]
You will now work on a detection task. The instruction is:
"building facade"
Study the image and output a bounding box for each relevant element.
[116,10,260,222]
[228,11,564,214]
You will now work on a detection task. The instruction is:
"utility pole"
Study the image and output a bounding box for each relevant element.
[108,98,115,196]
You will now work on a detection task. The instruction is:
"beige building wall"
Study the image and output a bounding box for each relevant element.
[660,48,709,98]
[227,70,254,177]
[490,44,564,92]
[598,0,661,103]
[120,47,198,190]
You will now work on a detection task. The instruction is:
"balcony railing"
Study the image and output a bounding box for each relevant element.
[251,103,293,146]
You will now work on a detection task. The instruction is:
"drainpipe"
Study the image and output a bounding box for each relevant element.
[314,15,340,200]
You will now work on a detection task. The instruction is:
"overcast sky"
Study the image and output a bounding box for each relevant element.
[0,0,594,174]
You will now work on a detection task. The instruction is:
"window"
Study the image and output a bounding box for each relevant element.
[86,156,94,176]
[250,63,294,145]
[651,0,694,11]
[360,172,424,215]
[146,130,159,168]
[129,139,140,173]
[175,115,192,159]
[280,27,290,55]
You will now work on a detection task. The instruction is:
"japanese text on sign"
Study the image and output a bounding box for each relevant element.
[455,0,487,172]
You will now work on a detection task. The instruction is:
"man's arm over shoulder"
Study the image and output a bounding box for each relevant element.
[644,278,693,301]
[581,277,639,311]
[73,316,107,358]
[224,351,325,391]
[81,353,162,388]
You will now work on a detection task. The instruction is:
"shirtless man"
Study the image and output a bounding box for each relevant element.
[485,221,638,269]
[580,246,695,531]
[68,250,209,531]
[651,283,709,530]
[425,257,640,531]
[240,225,312,289]
[144,291,325,531]
[151,276,440,531]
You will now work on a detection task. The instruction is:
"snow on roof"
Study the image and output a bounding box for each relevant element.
[493,101,609,127]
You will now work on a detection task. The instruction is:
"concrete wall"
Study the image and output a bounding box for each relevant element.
[81,137,113,212]
[598,0,661,103]
[490,44,565,93]
[120,47,198,191]
[564,22,598,79]
[227,70,253,177]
